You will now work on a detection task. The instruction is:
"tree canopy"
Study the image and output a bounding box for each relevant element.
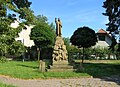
[30,15,56,48]
[70,26,97,64]
[103,0,120,51]
[0,0,34,56]
[70,26,97,48]
[103,0,120,32]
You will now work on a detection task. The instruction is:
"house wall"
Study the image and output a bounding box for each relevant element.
[94,41,110,48]
[15,25,34,47]
[94,34,112,48]
[11,20,34,47]
[105,35,112,46]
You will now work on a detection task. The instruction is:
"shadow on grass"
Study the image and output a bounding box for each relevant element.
[75,62,120,85]
[17,64,39,69]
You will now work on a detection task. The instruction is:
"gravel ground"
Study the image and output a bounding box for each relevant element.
[0,75,120,87]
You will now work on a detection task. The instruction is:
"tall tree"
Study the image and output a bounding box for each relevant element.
[70,26,97,64]
[103,0,120,51]
[63,37,70,49]
[30,15,56,60]
[0,0,34,56]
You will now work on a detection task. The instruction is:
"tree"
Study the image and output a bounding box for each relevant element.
[30,15,56,60]
[0,0,34,57]
[63,37,70,50]
[30,23,55,48]
[70,26,97,64]
[33,15,48,24]
[103,0,120,51]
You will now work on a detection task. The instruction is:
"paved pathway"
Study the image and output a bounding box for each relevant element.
[0,75,120,87]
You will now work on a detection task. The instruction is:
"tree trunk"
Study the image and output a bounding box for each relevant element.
[117,43,120,52]
[82,47,85,64]
[79,49,81,60]
[37,48,40,61]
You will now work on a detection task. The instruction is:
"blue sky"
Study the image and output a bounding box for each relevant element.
[29,0,108,38]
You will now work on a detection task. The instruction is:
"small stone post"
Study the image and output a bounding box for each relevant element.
[39,60,46,72]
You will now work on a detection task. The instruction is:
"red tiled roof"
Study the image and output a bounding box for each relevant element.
[97,29,107,34]
[97,29,112,39]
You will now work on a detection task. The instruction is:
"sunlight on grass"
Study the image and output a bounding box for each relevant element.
[75,60,120,64]
[43,72,90,79]
[0,60,120,79]
[0,61,89,79]
[0,61,44,79]
[0,82,16,87]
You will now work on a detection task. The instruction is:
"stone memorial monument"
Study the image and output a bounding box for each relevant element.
[52,18,68,63]
[48,18,74,72]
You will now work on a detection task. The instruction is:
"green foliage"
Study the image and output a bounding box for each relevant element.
[30,23,55,48]
[70,26,97,64]
[0,82,16,87]
[69,46,120,60]
[62,37,80,61]
[33,15,48,24]
[103,0,120,51]
[103,0,120,32]
[0,56,8,63]
[0,0,34,57]
[63,37,70,46]
[93,47,107,59]
[12,0,32,9]
[30,15,56,48]
[0,0,34,22]
[8,41,26,56]
[67,45,79,59]
[70,26,97,48]
[63,37,71,51]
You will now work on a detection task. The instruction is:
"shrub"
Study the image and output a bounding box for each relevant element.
[0,56,8,63]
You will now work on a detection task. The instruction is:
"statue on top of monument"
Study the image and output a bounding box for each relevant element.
[55,18,62,37]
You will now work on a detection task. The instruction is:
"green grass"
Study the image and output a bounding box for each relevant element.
[0,60,120,79]
[75,60,120,77]
[43,72,89,79]
[0,61,44,79]
[0,82,16,87]
[0,61,89,79]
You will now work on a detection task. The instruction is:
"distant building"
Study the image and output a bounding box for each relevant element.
[95,29,112,48]
[11,20,34,47]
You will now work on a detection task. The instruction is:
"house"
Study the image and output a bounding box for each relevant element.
[95,29,112,48]
[11,20,34,47]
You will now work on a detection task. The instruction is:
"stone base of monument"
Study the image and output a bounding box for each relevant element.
[48,36,75,72]
[47,61,75,72]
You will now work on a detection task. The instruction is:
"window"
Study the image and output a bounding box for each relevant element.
[17,40,22,42]
[98,35,105,41]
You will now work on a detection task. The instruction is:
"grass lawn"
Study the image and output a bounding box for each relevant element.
[0,61,89,79]
[75,60,120,77]
[0,82,16,87]
[0,60,120,79]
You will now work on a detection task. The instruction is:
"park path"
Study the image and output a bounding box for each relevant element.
[0,75,120,87]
